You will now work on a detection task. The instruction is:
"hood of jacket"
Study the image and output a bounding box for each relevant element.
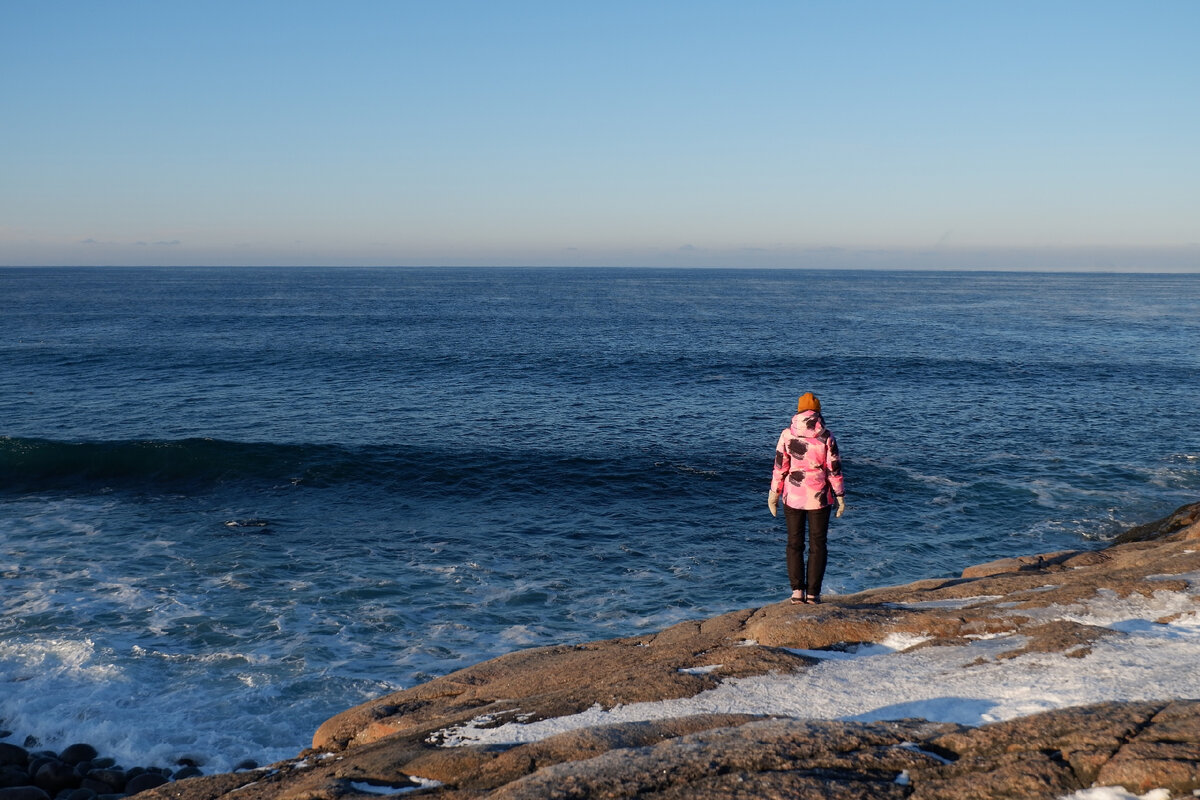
[789,410,827,438]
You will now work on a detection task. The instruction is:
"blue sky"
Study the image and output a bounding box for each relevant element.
[2,1,1197,269]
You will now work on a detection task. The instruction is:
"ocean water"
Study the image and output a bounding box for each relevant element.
[1,266,1198,771]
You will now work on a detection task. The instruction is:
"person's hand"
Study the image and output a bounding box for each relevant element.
[835,495,846,518]
[768,490,779,517]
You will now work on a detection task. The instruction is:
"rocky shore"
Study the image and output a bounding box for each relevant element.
[0,737,259,800]
[35,504,1200,799]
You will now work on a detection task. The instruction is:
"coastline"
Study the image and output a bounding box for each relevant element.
[132,501,1200,800]
[6,502,1198,800]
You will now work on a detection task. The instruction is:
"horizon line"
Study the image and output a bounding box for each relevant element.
[3,264,1198,275]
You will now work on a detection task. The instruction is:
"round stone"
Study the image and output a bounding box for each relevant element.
[123,773,168,795]
[55,748,96,769]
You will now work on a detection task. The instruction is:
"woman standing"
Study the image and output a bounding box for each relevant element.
[768,392,846,604]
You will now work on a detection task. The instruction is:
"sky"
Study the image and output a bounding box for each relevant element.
[2,1,1198,270]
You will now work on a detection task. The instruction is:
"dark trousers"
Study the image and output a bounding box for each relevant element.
[784,505,831,596]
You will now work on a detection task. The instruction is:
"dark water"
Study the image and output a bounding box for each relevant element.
[1,266,1198,769]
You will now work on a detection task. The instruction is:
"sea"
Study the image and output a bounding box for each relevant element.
[1,266,1198,772]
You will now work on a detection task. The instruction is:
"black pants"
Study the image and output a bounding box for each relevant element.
[784,505,831,596]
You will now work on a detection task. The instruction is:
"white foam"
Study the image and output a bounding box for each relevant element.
[0,637,122,680]
[0,633,310,772]
[499,625,547,646]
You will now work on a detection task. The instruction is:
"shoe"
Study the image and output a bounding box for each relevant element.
[790,590,806,605]
[804,595,821,605]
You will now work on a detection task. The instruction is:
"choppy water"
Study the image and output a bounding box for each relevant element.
[1,266,1198,770]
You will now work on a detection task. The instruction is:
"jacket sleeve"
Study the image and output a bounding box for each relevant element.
[771,431,789,494]
[826,432,845,497]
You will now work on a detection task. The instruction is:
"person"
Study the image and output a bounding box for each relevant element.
[768,392,846,605]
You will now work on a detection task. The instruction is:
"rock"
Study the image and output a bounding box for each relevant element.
[24,760,52,783]
[153,702,1192,800]
[417,714,767,790]
[171,767,202,781]
[487,717,956,799]
[81,770,123,794]
[0,748,26,769]
[233,760,258,772]
[123,772,168,794]
[1094,701,1200,795]
[960,550,1078,578]
[989,620,1118,661]
[0,768,31,790]
[0,788,50,800]
[63,790,95,800]
[33,762,76,795]
[1113,501,1200,543]
[53,749,94,770]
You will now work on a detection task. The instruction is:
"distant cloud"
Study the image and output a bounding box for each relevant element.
[678,244,697,251]
[153,240,181,246]
[79,238,100,244]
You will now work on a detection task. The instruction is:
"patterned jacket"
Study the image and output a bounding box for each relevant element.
[771,411,846,510]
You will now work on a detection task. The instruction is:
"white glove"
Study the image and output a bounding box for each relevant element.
[768,490,779,517]
[835,495,846,518]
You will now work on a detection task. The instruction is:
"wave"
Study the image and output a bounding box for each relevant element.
[0,436,732,497]
[0,437,342,491]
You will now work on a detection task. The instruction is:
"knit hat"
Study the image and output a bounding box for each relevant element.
[797,392,821,412]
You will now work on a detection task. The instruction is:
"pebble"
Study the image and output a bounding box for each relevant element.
[0,734,214,799]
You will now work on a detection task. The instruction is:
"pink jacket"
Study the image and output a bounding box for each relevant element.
[771,411,846,510]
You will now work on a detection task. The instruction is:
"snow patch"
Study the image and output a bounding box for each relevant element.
[887,595,1003,610]
[895,741,953,765]
[1058,787,1172,800]
[348,777,442,795]
[434,586,1200,748]
[785,632,933,661]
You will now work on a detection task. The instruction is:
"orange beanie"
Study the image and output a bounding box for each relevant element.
[797,392,821,412]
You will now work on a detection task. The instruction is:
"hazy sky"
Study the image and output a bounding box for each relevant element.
[2,1,1197,269]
